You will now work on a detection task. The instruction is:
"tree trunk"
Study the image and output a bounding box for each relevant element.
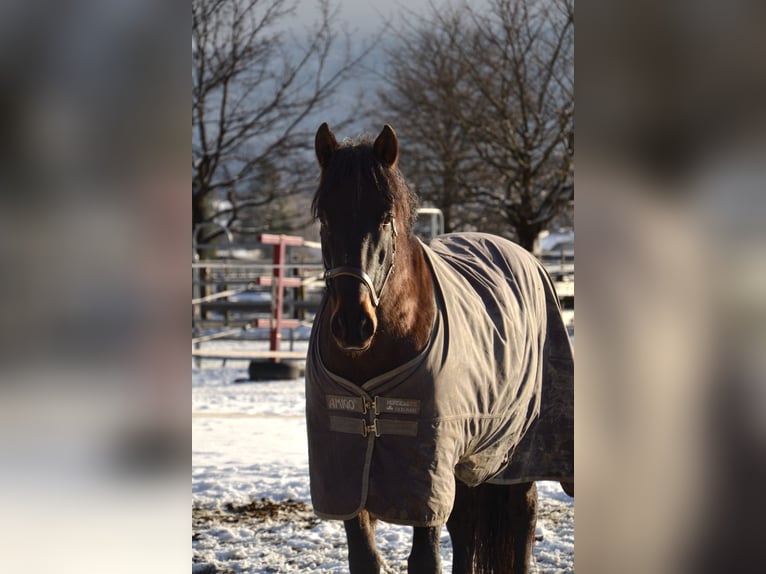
[516,223,541,253]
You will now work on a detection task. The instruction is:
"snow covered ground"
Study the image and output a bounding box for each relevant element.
[192,363,574,573]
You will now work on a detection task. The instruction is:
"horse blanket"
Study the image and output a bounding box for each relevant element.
[305,232,573,527]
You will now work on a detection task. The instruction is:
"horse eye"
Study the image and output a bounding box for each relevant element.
[381,213,393,226]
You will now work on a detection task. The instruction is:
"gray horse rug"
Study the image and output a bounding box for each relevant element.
[305,232,573,527]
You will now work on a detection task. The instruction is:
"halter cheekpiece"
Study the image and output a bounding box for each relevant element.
[323,217,398,307]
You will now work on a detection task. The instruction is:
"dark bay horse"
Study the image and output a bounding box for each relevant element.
[305,123,573,573]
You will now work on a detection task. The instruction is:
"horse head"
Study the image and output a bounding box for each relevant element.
[312,122,412,352]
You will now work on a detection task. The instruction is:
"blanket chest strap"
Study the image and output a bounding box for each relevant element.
[329,416,418,438]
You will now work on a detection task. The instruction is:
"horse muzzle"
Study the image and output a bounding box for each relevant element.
[329,291,378,351]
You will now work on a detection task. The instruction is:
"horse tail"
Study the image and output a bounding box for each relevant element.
[473,483,517,573]
[448,481,537,573]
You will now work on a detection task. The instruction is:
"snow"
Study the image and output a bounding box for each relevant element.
[192,363,574,573]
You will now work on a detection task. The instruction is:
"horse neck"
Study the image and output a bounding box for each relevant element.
[377,234,435,353]
[320,234,436,385]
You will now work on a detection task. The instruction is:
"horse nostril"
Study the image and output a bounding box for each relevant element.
[359,314,374,342]
[331,313,346,341]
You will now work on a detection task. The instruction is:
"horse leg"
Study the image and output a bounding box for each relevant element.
[508,482,538,574]
[344,510,383,574]
[446,480,476,574]
[408,526,442,573]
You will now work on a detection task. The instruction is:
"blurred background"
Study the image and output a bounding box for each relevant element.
[0,0,763,571]
[577,1,766,572]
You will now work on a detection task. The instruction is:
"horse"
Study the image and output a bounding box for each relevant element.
[305,123,574,573]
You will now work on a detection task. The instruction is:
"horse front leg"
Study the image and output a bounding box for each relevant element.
[344,510,384,574]
[408,526,442,573]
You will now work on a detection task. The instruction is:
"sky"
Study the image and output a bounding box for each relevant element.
[294,0,470,37]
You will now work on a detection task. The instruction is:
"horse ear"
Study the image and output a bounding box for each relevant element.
[315,122,339,168]
[373,124,398,167]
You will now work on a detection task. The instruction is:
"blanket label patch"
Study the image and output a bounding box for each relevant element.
[376,397,421,415]
[326,395,365,413]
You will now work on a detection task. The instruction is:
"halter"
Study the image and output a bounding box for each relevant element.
[323,217,398,307]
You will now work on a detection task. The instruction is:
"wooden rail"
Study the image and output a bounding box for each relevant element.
[259,234,304,360]
[192,233,315,365]
[191,349,306,360]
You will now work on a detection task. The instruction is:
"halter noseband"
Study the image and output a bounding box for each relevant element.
[323,217,398,308]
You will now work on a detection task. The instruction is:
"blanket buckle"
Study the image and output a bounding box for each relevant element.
[362,419,380,438]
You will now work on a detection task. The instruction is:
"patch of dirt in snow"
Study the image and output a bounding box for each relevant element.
[194,498,319,527]
[193,498,348,573]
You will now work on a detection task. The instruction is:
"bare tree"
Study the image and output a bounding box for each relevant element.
[192,0,369,245]
[378,0,573,250]
[377,8,483,233]
[464,0,574,250]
